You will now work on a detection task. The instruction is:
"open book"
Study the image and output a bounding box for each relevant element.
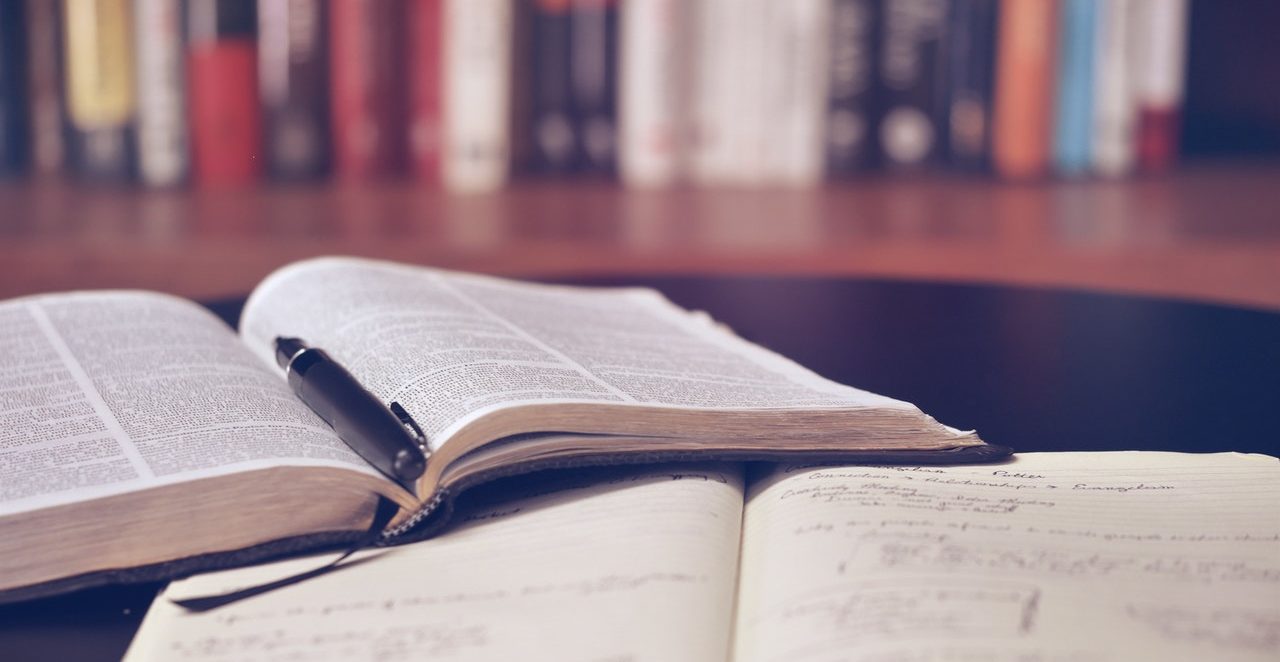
[126,452,1279,661]
[0,257,1004,602]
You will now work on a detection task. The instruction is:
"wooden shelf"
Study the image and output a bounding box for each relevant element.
[3,161,1279,310]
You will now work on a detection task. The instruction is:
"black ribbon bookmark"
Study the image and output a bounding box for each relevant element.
[170,497,402,613]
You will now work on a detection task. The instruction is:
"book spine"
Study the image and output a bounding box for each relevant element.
[1090,0,1136,176]
[1133,0,1188,172]
[258,0,330,181]
[133,0,188,187]
[618,0,686,187]
[761,0,829,185]
[63,0,135,182]
[943,0,996,170]
[409,0,443,183]
[329,0,407,179]
[187,0,260,186]
[690,0,734,184]
[25,0,64,176]
[441,0,512,192]
[0,0,26,175]
[529,0,576,173]
[876,0,948,170]
[1053,0,1095,175]
[723,0,768,184]
[991,0,1056,179]
[825,0,878,175]
[568,0,618,175]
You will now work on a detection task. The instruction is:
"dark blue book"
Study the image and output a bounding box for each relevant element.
[944,0,997,170]
[0,0,27,176]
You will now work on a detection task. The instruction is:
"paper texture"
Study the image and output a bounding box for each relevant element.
[0,292,371,517]
[733,451,1280,662]
[126,465,745,662]
[240,257,915,450]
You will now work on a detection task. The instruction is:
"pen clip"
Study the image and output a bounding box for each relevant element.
[389,401,429,456]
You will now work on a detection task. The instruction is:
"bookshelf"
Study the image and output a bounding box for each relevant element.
[3,161,1278,310]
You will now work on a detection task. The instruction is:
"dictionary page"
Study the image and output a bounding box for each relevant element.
[732,452,1280,662]
[126,465,745,662]
[0,291,377,519]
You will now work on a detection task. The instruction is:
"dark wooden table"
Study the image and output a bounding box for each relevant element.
[3,275,1278,661]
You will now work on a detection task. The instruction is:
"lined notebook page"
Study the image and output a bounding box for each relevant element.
[126,465,744,662]
[732,452,1280,662]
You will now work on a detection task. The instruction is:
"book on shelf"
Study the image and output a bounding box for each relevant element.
[0,256,1006,603]
[134,0,188,187]
[23,0,64,176]
[1053,0,1096,175]
[329,0,408,179]
[7,0,1207,187]
[875,0,947,171]
[126,452,1279,661]
[440,0,514,192]
[1090,0,1137,177]
[62,0,135,182]
[258,0,331,181]
[824,0,878,175]
[0,0,25,176]
[408,0,444,183]
[1133,0,1189,172]
[944,0,997,170]
[991,0,1056,180]
[187,0,261,186]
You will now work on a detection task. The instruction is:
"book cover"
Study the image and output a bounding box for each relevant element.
[943,0,996,170]
[0,0,26,176]
[1133,0,1188,172]
[63,0,136,182]
[529,0,576,173]
[258,0,330,181]
[440,0,513,192]
[568,0,618,175]
[618,0,688,187]
[329,0,407,179]
[876,0,947,170]
[134,0,188,187]
[991,0,1057,179]
[1053,0,1095,175]
[409,0,443,182]
[825,0,878,175]
[187,0,260,186]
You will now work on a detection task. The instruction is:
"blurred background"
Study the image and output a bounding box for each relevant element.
[0,0,1277,309]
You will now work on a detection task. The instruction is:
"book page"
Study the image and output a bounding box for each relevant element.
[0,292,376,517]
[732,452,1280,662]
[239,257,928,449]
[126,464,745,662]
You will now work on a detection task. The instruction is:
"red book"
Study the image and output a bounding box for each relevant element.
[187,0,262,186]
[330,0,407,179]
[409,0,443,182]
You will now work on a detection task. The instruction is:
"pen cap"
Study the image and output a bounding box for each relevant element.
[275,336,309,369]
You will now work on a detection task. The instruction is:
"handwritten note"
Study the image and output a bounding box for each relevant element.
[732,452,1280,662]
[126,466,745,662]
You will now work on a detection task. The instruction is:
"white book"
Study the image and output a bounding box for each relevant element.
[759,0,830,185]
[619,0,688,188]
[1132,0,1189,114]
[690,0,738,185]
[442,0,513,193]
[133,0,188,186]
[1091,0,1137,176]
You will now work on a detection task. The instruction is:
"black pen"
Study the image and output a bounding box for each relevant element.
[274,337,427,487]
